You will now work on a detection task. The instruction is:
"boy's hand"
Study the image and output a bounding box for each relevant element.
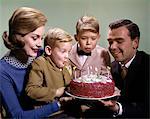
[58,96,74,110]
[59,96,73,102]
[56,87,65,97]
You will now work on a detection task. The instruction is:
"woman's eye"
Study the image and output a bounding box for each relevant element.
[32,36,38,41]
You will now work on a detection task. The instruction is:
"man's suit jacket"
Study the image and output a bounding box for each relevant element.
[111,51,149,118]
[69,43,110,78]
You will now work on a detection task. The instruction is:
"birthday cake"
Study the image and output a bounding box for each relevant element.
[69,74,115,98]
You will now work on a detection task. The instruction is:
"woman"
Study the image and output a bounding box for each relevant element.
[0,7,61,119]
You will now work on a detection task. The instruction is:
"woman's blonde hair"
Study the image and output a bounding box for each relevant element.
[44,28,73,48]
[76,15,99,34]
[2,7,47,49]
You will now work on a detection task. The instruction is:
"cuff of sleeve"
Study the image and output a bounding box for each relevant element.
[113,102,123,117]
[57,101,61,108]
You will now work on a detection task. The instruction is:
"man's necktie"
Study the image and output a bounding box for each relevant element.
[121,65,128,79]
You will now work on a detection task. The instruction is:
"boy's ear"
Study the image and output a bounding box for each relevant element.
[97,34,100,39]
[74,34,78,41]
[96,34,101,43]
[45,46,52,55]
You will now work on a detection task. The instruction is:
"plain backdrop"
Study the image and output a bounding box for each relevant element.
[0,0,149,60]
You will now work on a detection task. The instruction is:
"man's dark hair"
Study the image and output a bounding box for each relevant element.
[109,19,140,40]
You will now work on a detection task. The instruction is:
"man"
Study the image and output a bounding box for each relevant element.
[105,19,149,118]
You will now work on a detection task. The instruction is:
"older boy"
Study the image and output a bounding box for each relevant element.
[69,15,113,118]
[69,15,111,79]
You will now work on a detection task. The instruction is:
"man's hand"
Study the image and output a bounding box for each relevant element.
[100,99,119,112]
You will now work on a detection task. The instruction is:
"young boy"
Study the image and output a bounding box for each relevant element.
[69,15,111,79]
[25,28,73,107]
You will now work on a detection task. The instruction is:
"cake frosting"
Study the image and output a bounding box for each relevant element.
[69,74,115,98]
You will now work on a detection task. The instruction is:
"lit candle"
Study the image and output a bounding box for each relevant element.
[73,66,77,80]
[99,67,102,75]
[107,69,109,78]
[95,67,98,75]
[87,65,90,75]
[90,66,92,74]
[107,66,111,79]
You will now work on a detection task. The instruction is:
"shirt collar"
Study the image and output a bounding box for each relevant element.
[119,54,136,68]
[77,43,91,56]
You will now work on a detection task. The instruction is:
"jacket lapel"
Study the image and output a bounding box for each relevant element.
[69,43,83,69]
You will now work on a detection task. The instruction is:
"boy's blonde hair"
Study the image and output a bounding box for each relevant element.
[76,15,99,34]
[44,28,73,48]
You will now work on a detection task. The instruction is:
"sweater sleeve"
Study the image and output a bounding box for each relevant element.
[0,63,59,119]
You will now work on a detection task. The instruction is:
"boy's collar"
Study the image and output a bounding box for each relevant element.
[77,44,91,56]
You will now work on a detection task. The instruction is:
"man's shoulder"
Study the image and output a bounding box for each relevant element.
[137,51,149,58]
[136,51,150,64]
[111,60,118,65]
[111,61,119,69]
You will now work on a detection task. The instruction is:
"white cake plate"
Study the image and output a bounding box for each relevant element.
[65,87,120,100]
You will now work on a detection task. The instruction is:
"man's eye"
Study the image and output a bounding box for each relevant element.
[41,37,44,40]
[108,41,113,45]
[117,41,123,44]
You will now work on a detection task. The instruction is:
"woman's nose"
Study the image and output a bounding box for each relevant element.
[36,39,42,47]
